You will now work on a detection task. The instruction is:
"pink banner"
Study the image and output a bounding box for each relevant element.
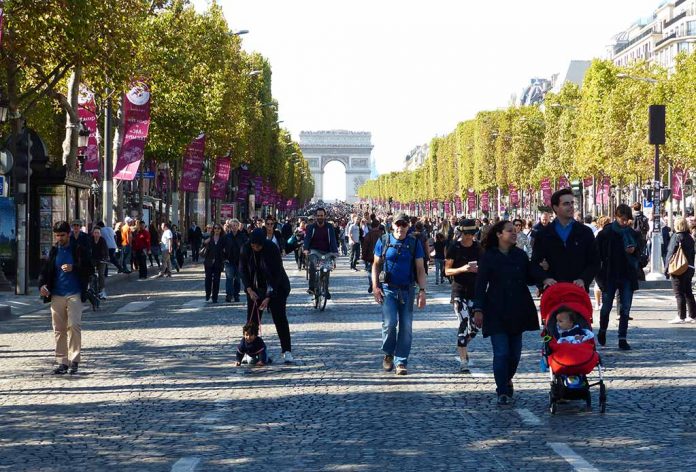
[481,192,490,212]
[467,190,476,213]
[601,176,611,206]
[541,178,552,206]
[77,86,100,174]
[557,175,570,190]
[509,185,519,207]
[454,196,462,214]
[114,82,151,180]
[220,203,234,219]
[180,133,206,192]
[211,157,231,199]
[672,168,685,201]
[583,177,593,188]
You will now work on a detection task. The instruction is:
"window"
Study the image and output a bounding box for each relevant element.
[678,41,690,52]
[687,20,696,35]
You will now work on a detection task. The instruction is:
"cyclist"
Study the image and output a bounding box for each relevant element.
[303,207,339,298]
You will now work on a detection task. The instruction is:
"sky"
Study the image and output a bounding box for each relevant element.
[194,0,662,200]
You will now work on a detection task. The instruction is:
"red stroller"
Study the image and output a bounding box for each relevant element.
[540,283,606,414]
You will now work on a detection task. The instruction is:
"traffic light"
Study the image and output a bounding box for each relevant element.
[571,179,582,199]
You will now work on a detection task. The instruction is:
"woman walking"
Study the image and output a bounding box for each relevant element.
[239,228,294,363]
[203,223,226,303]
[473,220,539,406]
[264,216,285,254]
[665,217,696,324]
[90,227,109,299]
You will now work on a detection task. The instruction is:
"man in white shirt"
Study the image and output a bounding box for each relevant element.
[347,215,361,270]
[158,222,174,277]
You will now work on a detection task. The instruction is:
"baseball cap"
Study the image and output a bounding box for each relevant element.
[71,219,82,226]
[458,218,478,235]
[394,213,409,224]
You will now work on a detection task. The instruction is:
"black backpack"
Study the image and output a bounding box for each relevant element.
[633,214,649,237]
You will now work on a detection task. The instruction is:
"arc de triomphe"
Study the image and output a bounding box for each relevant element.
[299,130,373,203]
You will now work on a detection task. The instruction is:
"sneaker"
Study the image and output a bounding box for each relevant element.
[68,362,78,375]
[368,286,373,294]
[99,291,107,300]
[283,352,294,363]
[459,360,470,373]
[508,381,514,397]
[325,291,332,300]
[395,364,408,375]
[241,354,252,365]
[687,317,696,324]
[497,394,511,406]
[597,330,606,346]
[382,355,394,372]
[52,364,69,375]
[225,296,232,303]
[307,288,314,295]
[668,317,686,324]
[618,339,631,351]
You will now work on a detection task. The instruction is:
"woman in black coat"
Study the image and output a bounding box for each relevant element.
[239,228,293,362]
[203,223,226,303]
[473,220,539,406]
[665,217,696,324]
[264,216,286,254]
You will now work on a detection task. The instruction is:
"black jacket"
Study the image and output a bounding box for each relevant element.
[90,237,109,266]
[224,230,248,265]
[530,221,599,291]
[203,236,226,272]
[188,225,202,245]
[38,243,93,302]
[281,222,293,243]
[239,240,291,299]
[595,224,642,291]
[665,231,695,274]
[473,246,540,337]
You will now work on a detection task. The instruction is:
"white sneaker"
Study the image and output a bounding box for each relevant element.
[668,317,686,324]
[241,354,252,364]
[99,291,107,300]
[282,351,294,363]
[686,317,696,324]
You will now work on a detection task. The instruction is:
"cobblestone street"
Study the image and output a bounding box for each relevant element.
[1,256,695,471]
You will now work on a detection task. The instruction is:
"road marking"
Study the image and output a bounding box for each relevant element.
[548,442,599,472]
[182,299,206,308]
[515,408,542,425]
[469,370,490,378]
[114,301,153,314]
[171,456,200,472]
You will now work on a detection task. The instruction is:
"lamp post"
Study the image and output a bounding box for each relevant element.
[76,120,90,171]
[616,73,665,280]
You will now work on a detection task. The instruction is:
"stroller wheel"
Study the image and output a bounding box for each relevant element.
[599,382,607,413]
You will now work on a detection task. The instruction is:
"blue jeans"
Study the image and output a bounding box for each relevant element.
[490,333,523,396]
[381,286,415,366]
[365,262,373,289]
[225,261,241,299]
[599,278,633,340]
[120,245,132,273]
[434,258,444,282]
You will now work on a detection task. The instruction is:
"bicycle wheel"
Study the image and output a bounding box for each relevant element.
[313,272,321,309]
[319,273,328,311]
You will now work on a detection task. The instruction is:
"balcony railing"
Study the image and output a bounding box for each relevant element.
[656,31,678,47]
[676,0,686,8]
[664,11,687,28]
[613,27,655,54]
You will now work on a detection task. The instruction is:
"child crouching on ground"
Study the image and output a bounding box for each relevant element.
[235,323,270,366]
[554,307,595,344]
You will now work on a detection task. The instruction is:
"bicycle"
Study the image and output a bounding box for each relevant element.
[309,251,337,311]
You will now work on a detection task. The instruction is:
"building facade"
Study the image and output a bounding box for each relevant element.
[299,130,373,203]
[403,143,429,171]
[611,0,696,71]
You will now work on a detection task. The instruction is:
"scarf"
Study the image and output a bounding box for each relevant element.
[610,221,636,249]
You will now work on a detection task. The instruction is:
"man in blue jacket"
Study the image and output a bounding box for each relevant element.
[303,207,338,297]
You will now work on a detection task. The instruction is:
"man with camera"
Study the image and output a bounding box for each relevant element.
[371,213,427,376]
[39,221,93,375]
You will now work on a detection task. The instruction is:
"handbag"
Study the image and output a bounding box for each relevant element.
[668,241,689,276]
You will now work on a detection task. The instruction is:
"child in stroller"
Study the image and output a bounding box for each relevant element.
[540,283,606,414]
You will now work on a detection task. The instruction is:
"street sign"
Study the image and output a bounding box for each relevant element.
[643,199,653,208]
[136,171,155,179]
[0,175,5,196]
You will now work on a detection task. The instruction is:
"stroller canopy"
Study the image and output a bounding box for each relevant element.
[540,282,593,325]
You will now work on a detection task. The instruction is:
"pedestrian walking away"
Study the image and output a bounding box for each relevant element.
[203,223,226,303]
[133,220,151,280]
[372,213,427,376]
[188,221,203,263]
[240,228,294,363]
[39,221,93,375]
[445,218,483,373]
[595,204,642,350]
[473,220,540,406]
[348,215,361,270]
[89,226,109,300]
[158,222,174,277]
[224,218,247,303]
[664,217,696,324]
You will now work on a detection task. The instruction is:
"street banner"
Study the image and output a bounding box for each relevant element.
[672,167,685,201]
[210,157,231,200]
[237,168,250,202]
[509,185,519,207]
[77,85,100,174]
[220,203,234,219]
[444,201,451,215]
[467,190,476,213]
[557,175,570,189]
[583,177,593,189]
[114,81,151,180]
[541,178,552,206]
[454,195,462,214]
[179,133,206,192]
[601,176,611,206]
[481,191,490,212]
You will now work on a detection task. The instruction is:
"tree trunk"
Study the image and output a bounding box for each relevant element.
[138,162,144,217]
[113,95,125,221]
[62,65,81,168]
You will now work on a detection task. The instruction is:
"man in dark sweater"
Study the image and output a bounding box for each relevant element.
[531,188,599,292]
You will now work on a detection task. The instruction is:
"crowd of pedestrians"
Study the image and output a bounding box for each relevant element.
[39,193,696,406]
